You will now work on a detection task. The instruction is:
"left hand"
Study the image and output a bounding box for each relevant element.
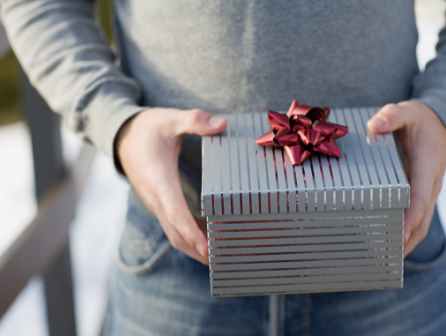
[367,101,446,257]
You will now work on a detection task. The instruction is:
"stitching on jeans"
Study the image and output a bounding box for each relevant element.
[116,240,172,275]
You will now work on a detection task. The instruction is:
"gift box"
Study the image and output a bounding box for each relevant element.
[201,107,409,297]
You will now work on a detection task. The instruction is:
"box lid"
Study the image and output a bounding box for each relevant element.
[201,107,409,216]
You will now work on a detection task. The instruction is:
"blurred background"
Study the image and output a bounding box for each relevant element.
[0,0,446,335]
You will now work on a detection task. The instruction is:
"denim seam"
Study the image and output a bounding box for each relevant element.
[126,229,164,253]
[116,240,172,275]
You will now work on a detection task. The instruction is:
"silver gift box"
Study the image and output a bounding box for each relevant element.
[201,107,409,297]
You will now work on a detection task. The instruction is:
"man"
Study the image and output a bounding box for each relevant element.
[2,1,446,335]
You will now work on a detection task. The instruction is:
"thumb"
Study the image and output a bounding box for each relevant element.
[175,109,227,136]
[367,103,409,133]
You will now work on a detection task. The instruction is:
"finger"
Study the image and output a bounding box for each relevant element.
[195,216,208,235]
[152,159,209,259]
[403,152,436,244]
[367,103,410,133]
[404,199,436,257]
[136,179,208,264]
[403,168,431,243]
[157,210,209,264]
[174,109,227,136]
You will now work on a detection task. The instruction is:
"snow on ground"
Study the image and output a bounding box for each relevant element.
[0,1,446,335]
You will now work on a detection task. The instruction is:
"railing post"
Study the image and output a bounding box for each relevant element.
[21,70,77,336]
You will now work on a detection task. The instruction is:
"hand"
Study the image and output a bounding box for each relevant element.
[367,101,446,257]
[116,108,227,264]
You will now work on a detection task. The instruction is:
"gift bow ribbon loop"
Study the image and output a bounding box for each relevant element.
[255,100,349,165]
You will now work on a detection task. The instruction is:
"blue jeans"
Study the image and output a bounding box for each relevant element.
[105,189,446,336]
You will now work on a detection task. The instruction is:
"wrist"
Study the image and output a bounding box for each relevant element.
[114,109,147,175]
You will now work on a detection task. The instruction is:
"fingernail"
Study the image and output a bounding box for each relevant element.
[209,116,224,128]
[196,244,207,257]
[367,115,387,129]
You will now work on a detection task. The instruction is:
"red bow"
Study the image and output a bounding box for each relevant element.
[255,100,348,165]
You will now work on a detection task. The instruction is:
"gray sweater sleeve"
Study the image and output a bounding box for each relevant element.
[0,0,144,158]
[412,22,446,127]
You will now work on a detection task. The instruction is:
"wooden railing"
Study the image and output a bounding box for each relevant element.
[0,25,94,336]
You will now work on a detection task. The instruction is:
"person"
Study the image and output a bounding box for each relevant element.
[2,0,446,335]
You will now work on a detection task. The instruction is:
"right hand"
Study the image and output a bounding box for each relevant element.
[116,108,227,264]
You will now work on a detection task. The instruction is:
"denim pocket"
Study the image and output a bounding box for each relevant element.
[116,189,171,275]
[404,208,446,272]
[404,241,446,272]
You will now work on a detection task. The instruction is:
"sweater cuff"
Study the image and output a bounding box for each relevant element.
[67,77,147,174]
[412,94,446,129]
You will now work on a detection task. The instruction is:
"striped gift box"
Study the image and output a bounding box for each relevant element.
[201,107,409,297]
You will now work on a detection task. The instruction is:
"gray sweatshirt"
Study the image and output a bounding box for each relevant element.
[1,0,445,216]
